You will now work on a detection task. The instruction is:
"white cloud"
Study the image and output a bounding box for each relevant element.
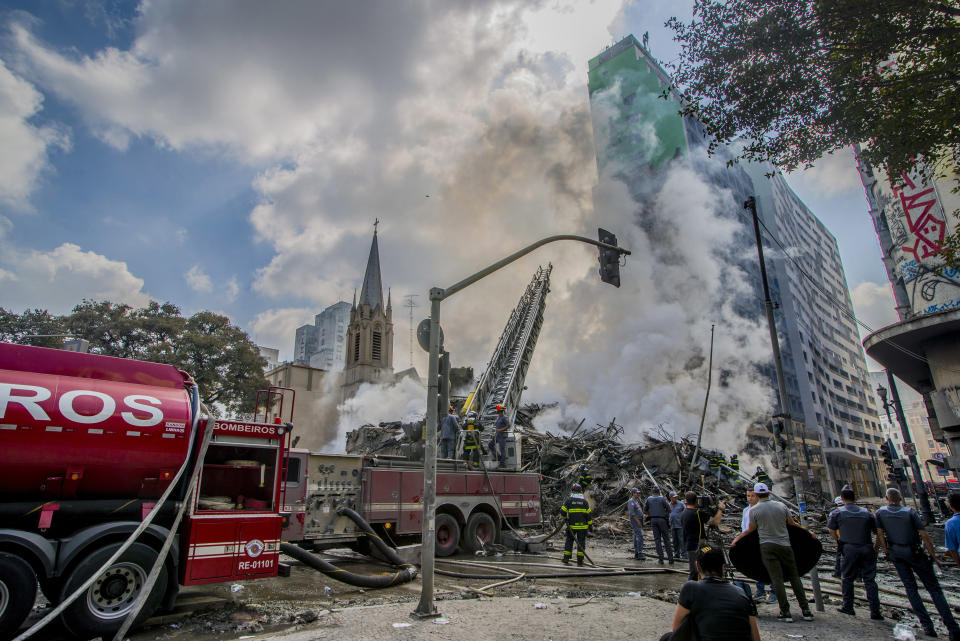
[6,2,778,444]
[790,147,863,197]
[0,241,149,313]
[225,276,240,303]
[184,264,213,293]
[851,280,900,335]
[0,58,70,209]
[249,307,315,362]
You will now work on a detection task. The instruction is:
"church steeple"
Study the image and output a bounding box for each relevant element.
[342,219,394,402]
[358,220,383,310]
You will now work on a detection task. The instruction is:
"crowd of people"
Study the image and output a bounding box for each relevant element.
[559,482,960,641]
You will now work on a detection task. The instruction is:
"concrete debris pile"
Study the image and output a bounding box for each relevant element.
[518,420,837,539]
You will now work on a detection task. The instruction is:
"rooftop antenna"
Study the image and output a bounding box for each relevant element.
[404,294,419,367]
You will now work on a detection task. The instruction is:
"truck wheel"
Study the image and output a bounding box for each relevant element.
[462,512,498,552]
[58,542,168,639]
[0,553,37,640]
[434,514,460,557]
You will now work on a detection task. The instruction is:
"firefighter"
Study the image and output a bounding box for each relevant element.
[493,404,510,468]
[708,453,722,483]
[462,411,481,468]
[561,483,592,566]
[578,464,592,489]
[439,406,459,459]
[730,454,740,484]
[754,465,772,490]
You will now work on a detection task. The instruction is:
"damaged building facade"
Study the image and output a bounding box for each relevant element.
[855,148,960,472]
[587,34,882,495]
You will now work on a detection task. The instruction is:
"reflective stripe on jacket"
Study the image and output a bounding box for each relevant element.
[562,493,592,530]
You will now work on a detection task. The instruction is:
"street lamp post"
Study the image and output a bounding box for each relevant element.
[877,371,936,524]
[412,233,630,618]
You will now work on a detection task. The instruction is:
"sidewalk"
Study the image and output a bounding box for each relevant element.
[263,594,896,641]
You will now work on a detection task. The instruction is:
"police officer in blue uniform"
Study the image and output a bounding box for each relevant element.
[644,487,674,563]
[877,487,959,640]
[828,486,882,620]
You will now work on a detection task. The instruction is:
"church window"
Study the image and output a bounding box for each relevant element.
[353,333,360,361]
[372,332,382,361]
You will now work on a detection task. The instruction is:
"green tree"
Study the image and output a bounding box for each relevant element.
[667,0,960,179]
[0,308,67,347]
[62,301,268,414]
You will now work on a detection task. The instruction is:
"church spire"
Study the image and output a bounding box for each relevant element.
[358,220,384,309]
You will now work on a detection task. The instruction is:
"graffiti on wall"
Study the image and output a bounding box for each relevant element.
[881,170,960,316]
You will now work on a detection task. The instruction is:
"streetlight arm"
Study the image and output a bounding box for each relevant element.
[437,234,630,301]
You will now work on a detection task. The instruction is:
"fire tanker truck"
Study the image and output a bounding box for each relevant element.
[1,265,554,637]
[0,344,293,639]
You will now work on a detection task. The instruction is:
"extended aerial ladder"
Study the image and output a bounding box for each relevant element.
[463,264,553,428]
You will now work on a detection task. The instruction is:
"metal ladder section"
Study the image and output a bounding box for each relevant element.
[467,264,553,428]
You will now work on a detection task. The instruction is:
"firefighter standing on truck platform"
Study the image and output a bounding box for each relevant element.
[562,483,592,566]
[494,404,510,468]
[463,411,481,468]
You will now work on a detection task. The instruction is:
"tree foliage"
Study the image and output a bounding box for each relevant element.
[0,308,67,348]
[666,0,960,182]
[1,301,269,415]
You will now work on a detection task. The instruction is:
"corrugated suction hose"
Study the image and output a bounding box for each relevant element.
[279,507,417,588]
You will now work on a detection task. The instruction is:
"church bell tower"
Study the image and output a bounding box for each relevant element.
[341,222,394,401]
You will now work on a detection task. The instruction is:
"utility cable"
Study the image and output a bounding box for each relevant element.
[749,209,960,376]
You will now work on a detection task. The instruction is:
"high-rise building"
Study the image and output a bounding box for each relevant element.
[309,301,352,371]
[341,226,394,401]
[745,164,885,495]
[588,34,880,494]
[293,324,318,365]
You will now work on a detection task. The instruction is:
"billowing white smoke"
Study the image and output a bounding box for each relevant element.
[328,376,426,453]
[519,74,777,453]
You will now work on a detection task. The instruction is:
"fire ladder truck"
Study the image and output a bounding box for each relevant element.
[460,264,552,465]
[280,265,554,560]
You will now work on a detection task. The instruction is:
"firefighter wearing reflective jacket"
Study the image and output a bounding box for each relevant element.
[562,483,592,566]
[462,411,481,468]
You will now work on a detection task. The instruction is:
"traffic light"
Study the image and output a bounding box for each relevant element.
[880,440,894,469]
[597,228,621,287]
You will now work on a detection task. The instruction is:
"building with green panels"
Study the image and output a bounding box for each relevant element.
[587,35,698,176]
[585,35,885,496]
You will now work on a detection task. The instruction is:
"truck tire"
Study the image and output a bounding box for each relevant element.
[0,553,37,640]
[58,542,168,639]
[434,514,460,557]
[462,512,498,553]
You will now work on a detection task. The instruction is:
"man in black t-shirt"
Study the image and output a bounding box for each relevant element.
[679,491,725,580]
[659,546,760,641]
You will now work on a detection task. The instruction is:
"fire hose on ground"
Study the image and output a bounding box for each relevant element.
[279,507,418,588]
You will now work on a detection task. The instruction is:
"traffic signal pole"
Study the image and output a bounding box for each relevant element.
[413,233,630,618]
[886,370,936,524]
[745,197,824,612]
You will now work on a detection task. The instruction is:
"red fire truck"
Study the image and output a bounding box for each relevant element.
[0,344,292,639]
[281,450,542,556]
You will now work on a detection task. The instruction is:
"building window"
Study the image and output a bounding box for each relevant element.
[372,332,382,361]
[353,333,360,361]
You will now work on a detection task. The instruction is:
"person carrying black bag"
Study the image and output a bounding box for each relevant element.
[659,546,761,641]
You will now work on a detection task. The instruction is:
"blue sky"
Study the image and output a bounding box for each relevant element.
[0,0,896,377]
